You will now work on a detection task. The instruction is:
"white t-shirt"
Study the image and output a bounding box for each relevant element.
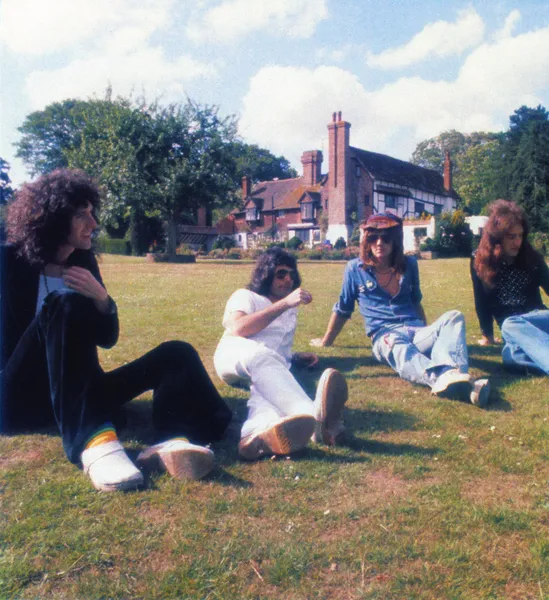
[35,275,72,315]
[221,288,297,364]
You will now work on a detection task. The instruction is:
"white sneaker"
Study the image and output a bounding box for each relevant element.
[312,368,348,445]
[431,369,472,401]
[470,378,491,407]
[137,439,214,480]
[81,441,144,492]
[238,414,316,461]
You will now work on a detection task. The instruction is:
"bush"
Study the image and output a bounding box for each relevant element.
[419,237,441,252]
[266,241,285,249]
[176,244,196,256]
[334,237,347,250]
[305,252,323,260]
[226,250,242,260]
[531,232,549,257]
[212,236,236,251]
[286,236,304,250]
[96,236,131,255]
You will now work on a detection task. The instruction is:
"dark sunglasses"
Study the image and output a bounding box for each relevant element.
[366,233,392,244]
[274,268,296,280]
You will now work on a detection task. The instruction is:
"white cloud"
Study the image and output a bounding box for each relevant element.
[0,0,173,55]
[494,9,521,41]
[366,8,485,70]
[186,0,328,43]
[240,24,549,168]
[26,50,217,110]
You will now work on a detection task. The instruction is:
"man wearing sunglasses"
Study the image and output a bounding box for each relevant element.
[214,247,348,460]
[311,213,490,407]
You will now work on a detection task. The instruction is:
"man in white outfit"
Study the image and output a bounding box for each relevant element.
[214,247,348,460]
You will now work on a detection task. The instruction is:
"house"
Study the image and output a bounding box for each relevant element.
[218,112,460,248]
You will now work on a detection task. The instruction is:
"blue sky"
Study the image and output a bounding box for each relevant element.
[1,0,548,187]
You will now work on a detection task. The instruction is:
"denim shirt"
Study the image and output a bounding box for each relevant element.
[333,256,424,338]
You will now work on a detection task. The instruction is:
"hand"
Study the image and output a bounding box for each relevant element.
[310,338,329,348]
[283,288,313,309]
[63,266,109,312]
[292,352,319,369]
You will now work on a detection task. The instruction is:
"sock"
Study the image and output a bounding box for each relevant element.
[85,425,118,450]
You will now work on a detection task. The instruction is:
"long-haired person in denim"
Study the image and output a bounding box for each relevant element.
[214,247,348,460]
[311,212,491,407]
[471,199,549,375]
[1,169,231,491]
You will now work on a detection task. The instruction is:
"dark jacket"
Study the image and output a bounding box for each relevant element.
[1,245,119,370]
[470,252,549,338]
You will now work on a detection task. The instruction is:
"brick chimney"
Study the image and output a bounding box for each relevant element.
[301,150,323,186]
[241,176,251,201]
[443,151,452,192]
[327,111,351,241]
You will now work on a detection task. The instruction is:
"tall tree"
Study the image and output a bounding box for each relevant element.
[15,100,91,176]
[231,142,297,183]
[153,101,240,255]
[0,158,14,205]
[509,120,549,230]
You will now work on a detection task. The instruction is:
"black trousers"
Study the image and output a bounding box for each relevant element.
[0,292,232,463]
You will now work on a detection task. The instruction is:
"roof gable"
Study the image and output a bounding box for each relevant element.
[351,147,459,198]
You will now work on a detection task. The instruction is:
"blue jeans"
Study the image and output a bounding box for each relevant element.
[372,310,469,388]
[501,309,549,375]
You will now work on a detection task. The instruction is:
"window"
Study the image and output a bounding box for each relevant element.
[246,208,259,221]
[312,229,321,242]
[325,199,329,210]
[414,227,427,238]
[414,201,425,216]
[277,209,286,217]
[301,202,314,220]
[433,204,442,215]
[356,165,361,177]
[385,194,397,209]
[295,230,309,242]
[238,234,242,241]
[364,194,370,206]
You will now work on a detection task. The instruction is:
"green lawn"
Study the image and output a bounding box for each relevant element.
[2,256,549,599]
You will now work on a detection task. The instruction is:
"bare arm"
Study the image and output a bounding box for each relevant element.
[227,288,312,338]
[310,312,348,347]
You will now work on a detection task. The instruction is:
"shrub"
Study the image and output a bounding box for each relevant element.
[286,236,304,250]
[176,244,196,256]
[531,232,549,257]
[96,236,131,255]
[227,250,242,260]
[334,237,347,250]
[305,252,323,260]
[212,236,236,250]
[266,241,285,249]
[419,237,441,252]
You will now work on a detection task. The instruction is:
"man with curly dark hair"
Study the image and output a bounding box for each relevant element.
[214,247,348,460]
[471,199,549,375]
[1,169,231,491]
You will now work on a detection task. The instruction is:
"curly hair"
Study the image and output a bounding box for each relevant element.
[248,247,302,297]
[474,199,540,288]
[359,220,407,274]
[7,169,100,266]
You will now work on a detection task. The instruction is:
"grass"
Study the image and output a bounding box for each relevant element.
[1,256,549,599]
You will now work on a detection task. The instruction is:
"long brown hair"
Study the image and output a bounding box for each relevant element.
[474,199,540,287]
[359,222,407,274]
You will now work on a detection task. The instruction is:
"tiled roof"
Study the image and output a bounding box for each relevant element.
[351,147,459,198]
[248,177,322,210]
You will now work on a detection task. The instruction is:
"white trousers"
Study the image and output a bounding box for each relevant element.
[213,337,314,439]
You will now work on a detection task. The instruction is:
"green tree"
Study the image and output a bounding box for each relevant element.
[153,101,240,255]
[15,99,90,176]
[0,158,13,205]
[509,120,549,231]
[231,142,297,183]
[454,139,503,214]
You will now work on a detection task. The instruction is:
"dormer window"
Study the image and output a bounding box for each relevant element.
[301,201,314,221]
[246,207,259,221]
